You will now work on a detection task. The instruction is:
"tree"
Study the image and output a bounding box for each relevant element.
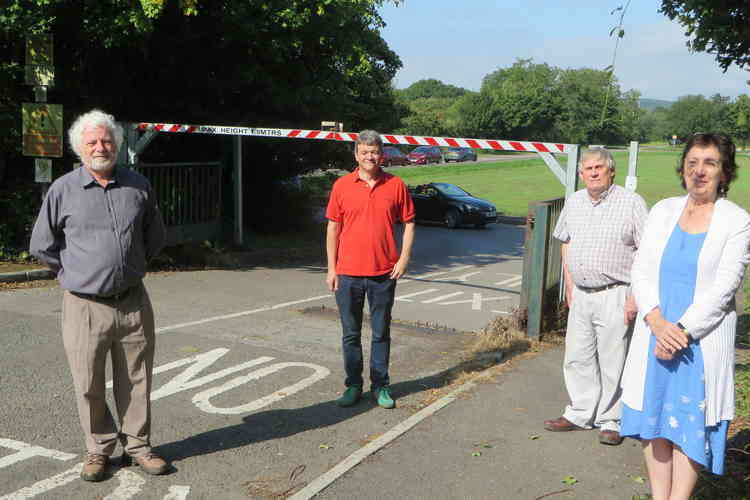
[395,79,468,100]
[660,0,750,71]
[730,94,750,149]
[450,92,505,139]
[396,97,454,137]
[665,94,730,138]
[552,67,623,145]
[481,59,559,140]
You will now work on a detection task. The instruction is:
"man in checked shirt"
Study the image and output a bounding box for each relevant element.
[543,148,647,446]
[30,109,168,481]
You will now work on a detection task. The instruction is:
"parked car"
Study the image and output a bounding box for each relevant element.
[382,146,409,167]
[409,182,497,228]
[407,145,443,165]
[444,147,477,162]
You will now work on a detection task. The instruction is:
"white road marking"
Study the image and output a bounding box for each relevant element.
[155,295,332,334]
[436,271,481,282]
[103,469,145,500]
[439,296,510,306]
[0,464,82,499]
[395,288,439,302]
[422,291,463,304]
[163,486,191,500]
[494,276,523,287]
[472,293,482,310]
[288,375,481,500]
[0,439,75,470]
[491,310,512,315]
[402,265,473,280]
[193,362,330,414]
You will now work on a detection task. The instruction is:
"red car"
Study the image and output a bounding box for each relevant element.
[407,146,443,165]
[382,146,409,167]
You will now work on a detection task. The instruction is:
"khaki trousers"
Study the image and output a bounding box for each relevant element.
[562,285,631,432]
[61,283,155,457]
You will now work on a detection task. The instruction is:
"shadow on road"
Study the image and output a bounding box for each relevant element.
[155,341,530,464]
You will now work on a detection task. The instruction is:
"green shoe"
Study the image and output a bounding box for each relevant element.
[373,386,395,409]
[336,385,362,407]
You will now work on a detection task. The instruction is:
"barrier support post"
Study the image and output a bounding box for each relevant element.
[233,136,243,246]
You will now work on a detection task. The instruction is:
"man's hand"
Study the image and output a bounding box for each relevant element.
[624,294,637,325]
[645,309,689,355]
[390,259,408,280]
[326,270,338,292]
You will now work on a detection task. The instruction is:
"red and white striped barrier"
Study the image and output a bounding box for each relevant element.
[136,122,574,154]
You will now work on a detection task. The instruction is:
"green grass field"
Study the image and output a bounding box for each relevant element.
[391,151,750,216]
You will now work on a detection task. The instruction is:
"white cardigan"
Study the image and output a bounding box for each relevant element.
[621,195,750,426]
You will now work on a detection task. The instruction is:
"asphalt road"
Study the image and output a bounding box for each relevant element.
[0,222,531,499]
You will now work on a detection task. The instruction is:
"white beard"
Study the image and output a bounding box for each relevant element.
[88,157,115,171]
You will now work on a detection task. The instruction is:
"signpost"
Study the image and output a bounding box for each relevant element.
[23,34,60,195]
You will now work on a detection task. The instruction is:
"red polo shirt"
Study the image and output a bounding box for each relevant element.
[326,168,415,276]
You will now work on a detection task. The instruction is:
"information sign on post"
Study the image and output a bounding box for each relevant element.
[22,103,64,157]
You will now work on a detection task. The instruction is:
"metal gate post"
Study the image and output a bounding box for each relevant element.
[233,136,243,246]
[565,144,580,198]
[526,203,550,339]
[626,141,639,191]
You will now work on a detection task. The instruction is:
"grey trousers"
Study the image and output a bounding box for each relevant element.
[562,285,631,432]
[61,283,155,457]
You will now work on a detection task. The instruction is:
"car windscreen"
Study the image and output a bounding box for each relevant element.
[411,146,430,153]
[433,183,470,197]
[447,148,462,152]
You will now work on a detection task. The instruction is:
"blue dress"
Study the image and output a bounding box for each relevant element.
[621,224,729,474]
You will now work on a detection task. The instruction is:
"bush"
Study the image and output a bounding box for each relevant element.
[0,179,41,261]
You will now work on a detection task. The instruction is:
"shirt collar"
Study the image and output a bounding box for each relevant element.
[79,165,119,188]
[588,183,615,206]
[351,167,387,185]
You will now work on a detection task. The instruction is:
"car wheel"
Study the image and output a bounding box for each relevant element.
[445,209,460,229]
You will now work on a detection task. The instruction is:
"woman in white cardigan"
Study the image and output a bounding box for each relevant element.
[620,133,750,500]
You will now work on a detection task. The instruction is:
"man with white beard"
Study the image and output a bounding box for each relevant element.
[30,109,168,482]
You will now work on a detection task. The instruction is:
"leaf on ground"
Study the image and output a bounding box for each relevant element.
[561,475,578,485]
[319,444,332,450]
[631,475,645,484]
[529,434,540,440]
[471,451,481,457]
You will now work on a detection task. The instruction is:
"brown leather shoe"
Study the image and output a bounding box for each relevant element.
[544,416,585,432]
[80,453,108,482]
[599,430,624,445]
[122,452,169,475]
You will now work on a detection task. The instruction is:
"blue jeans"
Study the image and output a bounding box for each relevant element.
[335,274,396,389]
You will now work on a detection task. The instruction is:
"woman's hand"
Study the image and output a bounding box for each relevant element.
[654,344,675,360]
[645,308,689,355]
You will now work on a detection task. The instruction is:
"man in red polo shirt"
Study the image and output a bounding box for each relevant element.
[325,130,416,409]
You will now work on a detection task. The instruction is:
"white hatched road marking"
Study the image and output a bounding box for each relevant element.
[395,288,439,302]
[422,291,464,304]
[439,296,510,306]
[435,271,481,282]
[0,439,75,470]
[494,275,523,287]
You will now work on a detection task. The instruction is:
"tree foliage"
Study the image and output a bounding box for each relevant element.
[395,78,468,100]
[660,0,750,71]
[1,0,403,234]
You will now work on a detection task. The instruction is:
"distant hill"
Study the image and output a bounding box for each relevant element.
[639,98,673,111]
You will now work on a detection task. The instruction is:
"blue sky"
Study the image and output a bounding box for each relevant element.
[377,0,749,101]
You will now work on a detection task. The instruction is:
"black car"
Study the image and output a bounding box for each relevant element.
[409,182,497,228]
